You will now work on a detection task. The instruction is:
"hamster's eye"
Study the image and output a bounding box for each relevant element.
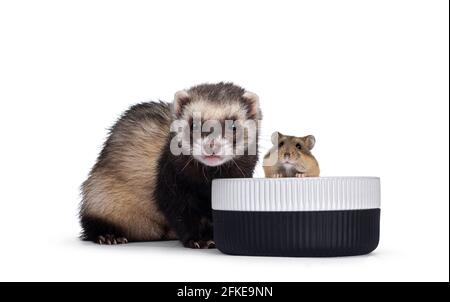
[279,141,284,148]
[296,143,302,150]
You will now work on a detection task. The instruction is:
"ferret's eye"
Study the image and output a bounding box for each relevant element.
[228,121,237,131]
[279,141,284,148]
[296,143,302,150]
[191,122,200,131]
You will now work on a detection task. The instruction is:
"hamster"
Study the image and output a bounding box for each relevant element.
[79,82,262,248]
[263,132,320,178]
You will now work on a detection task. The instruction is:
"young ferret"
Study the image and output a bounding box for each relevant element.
[263,132,320,178]
[80,83,262,248]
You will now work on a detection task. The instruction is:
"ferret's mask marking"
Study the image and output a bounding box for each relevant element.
[170,88,260,167]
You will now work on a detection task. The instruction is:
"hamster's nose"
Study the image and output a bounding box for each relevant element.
[284,153,290,159]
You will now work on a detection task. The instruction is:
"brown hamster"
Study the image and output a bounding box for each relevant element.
[263,132,320,178]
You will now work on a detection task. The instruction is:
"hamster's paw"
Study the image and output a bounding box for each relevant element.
[183,239,216,249]
[295,173,305,178]
[272,173,283,178]
[96,234,128,245]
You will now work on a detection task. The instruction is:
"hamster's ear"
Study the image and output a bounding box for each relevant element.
[303,135,316,150]
[172,90,191,118]
[271,131,283,145]
[242,91,260,119]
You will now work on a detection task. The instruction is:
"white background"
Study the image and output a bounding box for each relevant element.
[0,0,448,282]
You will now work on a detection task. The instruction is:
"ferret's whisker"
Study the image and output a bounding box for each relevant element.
[180,157,194,173]
[202,165,208,182]
[231,158,246,178]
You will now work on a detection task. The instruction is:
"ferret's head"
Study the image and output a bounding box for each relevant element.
[271,132,316,172]
[170,82,262,167]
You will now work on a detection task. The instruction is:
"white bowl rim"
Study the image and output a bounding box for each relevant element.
[212,176,381,212]
[213,176,380,182]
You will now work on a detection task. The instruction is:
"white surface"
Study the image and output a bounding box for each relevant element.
[0,0,448,281]
[212,177,380,211]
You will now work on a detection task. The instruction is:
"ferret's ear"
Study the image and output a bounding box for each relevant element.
[173,90,191,117]
[303,135,316,150]
[271,131,283,145]
[242,91,260,119]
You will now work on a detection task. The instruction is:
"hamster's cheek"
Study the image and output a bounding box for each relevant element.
[297,156,307,166]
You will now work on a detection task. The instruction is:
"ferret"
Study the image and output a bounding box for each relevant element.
[79,82,262,248]
[263,132,319,178]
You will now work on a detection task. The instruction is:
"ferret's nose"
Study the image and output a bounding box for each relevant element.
[209,139,217,150]
[204,139,221,155]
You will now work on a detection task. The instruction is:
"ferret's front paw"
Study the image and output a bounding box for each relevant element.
[295,173,305,178]
[272,173,283,178]
[183,239,216,249]
[96,234,128,245]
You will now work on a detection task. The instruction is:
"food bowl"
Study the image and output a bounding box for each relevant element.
[212,177,380,257]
